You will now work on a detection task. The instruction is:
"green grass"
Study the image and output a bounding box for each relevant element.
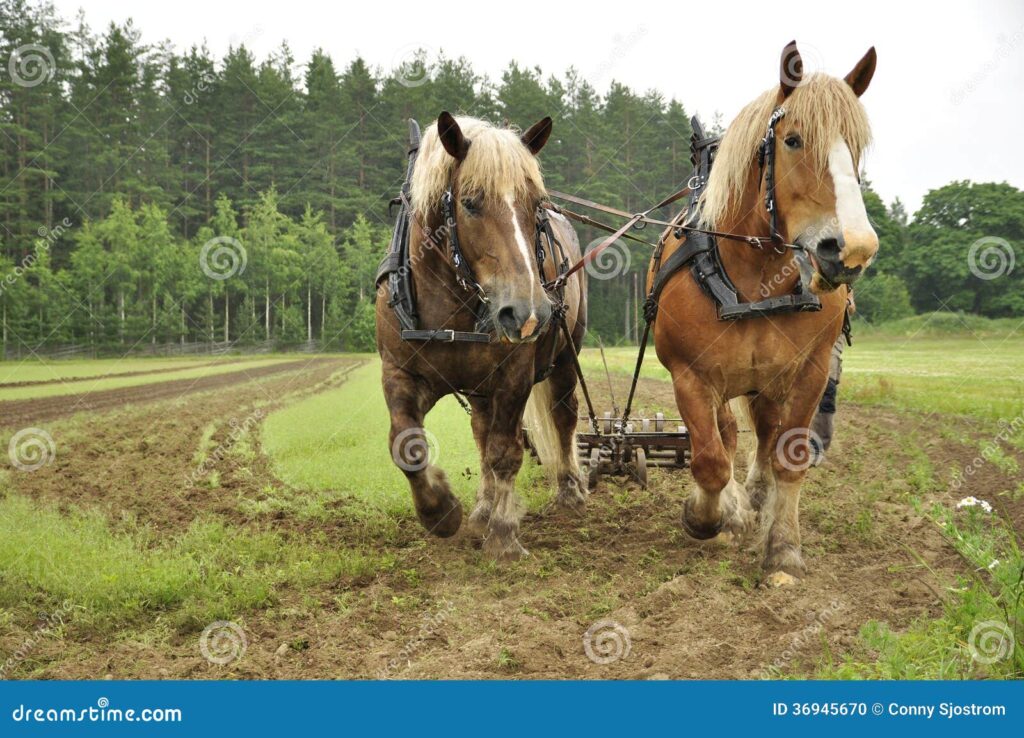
[581,329,1024,422]
[0,356,297,402]
[0,493,394,635]
[261,361,550,519]
[0,356,234,385]
[815,503,1023,679]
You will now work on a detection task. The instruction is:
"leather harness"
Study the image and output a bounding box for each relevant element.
[643,109,820,323]
[375,118,573,382]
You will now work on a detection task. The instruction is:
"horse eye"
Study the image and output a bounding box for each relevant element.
[461,197,482,214]
[784,134,803,149]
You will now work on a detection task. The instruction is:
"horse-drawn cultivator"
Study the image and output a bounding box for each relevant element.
[576,410,690,489]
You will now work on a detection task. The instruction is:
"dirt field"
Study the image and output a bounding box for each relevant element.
[4,352,1018,681]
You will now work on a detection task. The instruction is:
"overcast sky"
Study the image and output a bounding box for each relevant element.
[53,0,1024,214]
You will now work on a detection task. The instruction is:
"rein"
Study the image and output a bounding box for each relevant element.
[543,110,801,292]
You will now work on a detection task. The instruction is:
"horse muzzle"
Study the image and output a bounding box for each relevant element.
[494,298,552,344]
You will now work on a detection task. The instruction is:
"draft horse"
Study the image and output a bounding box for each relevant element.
[376,113,587,560]
[648,42,879,585]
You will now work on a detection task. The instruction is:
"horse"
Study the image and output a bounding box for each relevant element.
[647,42,879,586]
[376,112,587,561]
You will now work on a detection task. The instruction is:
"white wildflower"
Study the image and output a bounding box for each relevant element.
[956,496,993,513]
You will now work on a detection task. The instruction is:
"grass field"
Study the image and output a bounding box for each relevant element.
[0,356,233,385]
[0,356,298,401]
[0,318,1021,680]
[580,333,1024,422]
[261,360,549,519]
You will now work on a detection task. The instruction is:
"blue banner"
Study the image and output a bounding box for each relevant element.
[1,680,1020,736]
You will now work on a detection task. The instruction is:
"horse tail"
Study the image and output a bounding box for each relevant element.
[524,378,564,471]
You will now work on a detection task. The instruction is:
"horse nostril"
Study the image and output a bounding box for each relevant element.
[497,306,518,332]
[817,237,842,261]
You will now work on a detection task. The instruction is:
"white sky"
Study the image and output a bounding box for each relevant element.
[54,0,1024,214]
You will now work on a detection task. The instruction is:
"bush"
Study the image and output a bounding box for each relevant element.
[853,272,914,323]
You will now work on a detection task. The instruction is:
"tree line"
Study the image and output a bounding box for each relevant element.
[1,0,1020,354]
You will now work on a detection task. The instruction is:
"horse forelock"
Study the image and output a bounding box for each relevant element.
[699,74,872,228]
[409,116,546,220]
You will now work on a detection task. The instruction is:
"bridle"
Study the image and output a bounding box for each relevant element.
[758,106,788,245]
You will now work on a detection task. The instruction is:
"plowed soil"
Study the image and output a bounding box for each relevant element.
[6,361,1016,680]
[0,359,327,426]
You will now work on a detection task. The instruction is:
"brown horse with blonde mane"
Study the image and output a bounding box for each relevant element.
[648,42,879,585]
[376,113,587,561]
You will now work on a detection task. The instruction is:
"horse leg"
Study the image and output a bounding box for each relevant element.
[743,394,783,512]
[382,367,462,538]
[761,382,825,586]
[715,399,756,541]
[547,359,586,510]
[673,370,745,540]
[467,396,494,537]
[481,391,530,561]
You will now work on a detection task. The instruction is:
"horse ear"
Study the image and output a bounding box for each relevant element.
[521,116,553,155]
[844,47,877,97]
[437,111,469,161]
[779,40,803,98]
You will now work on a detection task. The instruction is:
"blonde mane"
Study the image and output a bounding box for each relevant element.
[410,116,546,219]
[699,74,872,228]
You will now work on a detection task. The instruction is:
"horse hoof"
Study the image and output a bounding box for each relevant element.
[483,534,529,562]
[680,498,723,541]
[417,495,463,538]
[556,486,587,511]
[467,502,492,537]
[765,571,800,587]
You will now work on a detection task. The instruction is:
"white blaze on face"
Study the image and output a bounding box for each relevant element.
[827,139,877,265]
[504,192,539,337]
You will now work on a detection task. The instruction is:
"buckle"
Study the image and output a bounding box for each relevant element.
[435,329,456,342]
